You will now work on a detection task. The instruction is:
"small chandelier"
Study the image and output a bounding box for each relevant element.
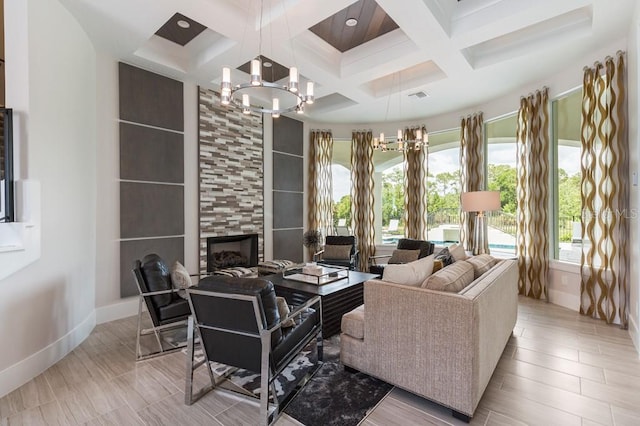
[373,125,429,152]
[219,1,314,118]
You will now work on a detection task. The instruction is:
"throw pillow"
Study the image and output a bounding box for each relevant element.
[465,254,499,279]
[434,248,455,267]
[171,261,193,289]
[388,249,421,264]
[421,260,474,292]
[276,297,296,327]
[382,254,435,287]
[323,244,352,260]
[449,243,468,261]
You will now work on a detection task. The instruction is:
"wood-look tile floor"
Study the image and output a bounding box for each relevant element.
[1,296,639,425]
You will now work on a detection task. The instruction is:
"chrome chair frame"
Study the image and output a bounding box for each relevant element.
[132,268,188,361]
[185,289,323,426]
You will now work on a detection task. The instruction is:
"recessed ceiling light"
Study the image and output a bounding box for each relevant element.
[177,20,191,29]
[345,18,358,27]
[263,62,273,68]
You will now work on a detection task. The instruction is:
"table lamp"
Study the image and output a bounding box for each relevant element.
[461,191,501,255]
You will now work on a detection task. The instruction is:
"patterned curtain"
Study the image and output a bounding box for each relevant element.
[516,87,549,299]
[580,52,629,327]
[459,113,484,251]
[308,130,334,241]
[404,147,428,240]
[351,131,376,271]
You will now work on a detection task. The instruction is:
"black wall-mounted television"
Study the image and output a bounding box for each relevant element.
[1,108,14,223]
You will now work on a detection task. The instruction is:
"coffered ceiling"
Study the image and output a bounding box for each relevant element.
[59,0,637,124]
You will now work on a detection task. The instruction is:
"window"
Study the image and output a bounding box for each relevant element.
[330,139,404,244]
[427,129,461,244]
[552,89,582,263]
[485,114,517,257]
[331,140,351,235]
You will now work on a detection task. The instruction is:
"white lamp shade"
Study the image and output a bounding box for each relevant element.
[461,191,501,212]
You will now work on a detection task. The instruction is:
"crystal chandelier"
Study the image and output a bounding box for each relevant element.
[373,125,429,152]
[219,0,314,118]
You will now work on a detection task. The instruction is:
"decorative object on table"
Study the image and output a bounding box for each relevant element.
[303,229,323,260]
[461,191,501,255]
[284,263,349,285]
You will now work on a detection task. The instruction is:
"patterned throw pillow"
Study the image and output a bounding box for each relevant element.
[323,244,352,260]
[434,248,455,267]
[388,249,421,264]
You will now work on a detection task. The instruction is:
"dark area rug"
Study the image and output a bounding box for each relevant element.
[283,336,393,426]
[183,335,392,425]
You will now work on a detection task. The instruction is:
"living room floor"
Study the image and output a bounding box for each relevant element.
[1,297,638,425]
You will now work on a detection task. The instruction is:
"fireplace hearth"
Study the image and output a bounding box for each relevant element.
[206,234,259,272]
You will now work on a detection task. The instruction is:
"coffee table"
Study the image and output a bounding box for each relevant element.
[266,270,379,338]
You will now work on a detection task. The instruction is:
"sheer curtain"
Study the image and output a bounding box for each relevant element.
[404,147,428,240]
[580,52,629,327]
[516,87,549,299]
[308,130,334,243]
[459,113,484,251]
[351,131,376,271]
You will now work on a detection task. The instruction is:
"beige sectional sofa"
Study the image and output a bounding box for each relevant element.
[340,259,518,421]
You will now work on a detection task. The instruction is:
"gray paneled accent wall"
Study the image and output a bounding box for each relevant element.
[119,62,185,297]
[198,87,264,273]
[272,116,304,262]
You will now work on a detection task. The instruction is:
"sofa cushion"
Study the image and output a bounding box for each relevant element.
[382,254,435,287]
[448,243,468,261]
[434,248,455,267]
[421,260,474,292]
[466,254,499,279]
[388,249,420,264]
[323,244,352,260]
[341,305,365,339]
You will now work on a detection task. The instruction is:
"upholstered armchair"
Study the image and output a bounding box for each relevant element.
[132,254,192,360]
[185,276,323,426]
[314,235,359,270]
[369,238,435,276]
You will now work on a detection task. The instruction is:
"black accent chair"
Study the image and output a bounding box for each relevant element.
[132,254,192,361]
[315,235,359,270]
[369,238,435,276]
[185,276,323,426]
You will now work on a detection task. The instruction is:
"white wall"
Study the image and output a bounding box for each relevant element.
[0,0,97,396]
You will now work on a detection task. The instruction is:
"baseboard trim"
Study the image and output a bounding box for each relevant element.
[0,310,96,398]
[547,289,579,312]
[629,314,640,356]
[95,297,139,324]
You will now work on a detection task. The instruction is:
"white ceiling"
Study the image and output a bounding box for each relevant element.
[59,0,637,124]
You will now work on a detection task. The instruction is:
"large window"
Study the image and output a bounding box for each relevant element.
[485,114,517,256]
[552,89,582,263]
[427,129,461,244]
[330,140,404,244]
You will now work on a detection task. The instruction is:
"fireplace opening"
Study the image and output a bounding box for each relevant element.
[206,234,259,272]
